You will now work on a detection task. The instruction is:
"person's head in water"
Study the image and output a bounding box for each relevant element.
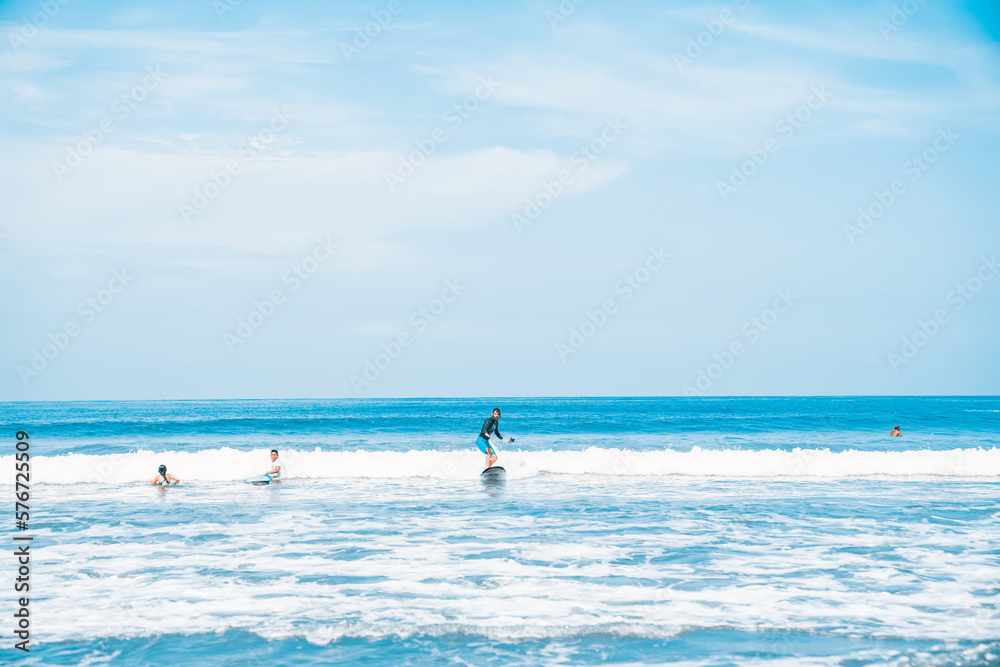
[492,408,500,420]
[270,449,279,461]
[151,463,178,486]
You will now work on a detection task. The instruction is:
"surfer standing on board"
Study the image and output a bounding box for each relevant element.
[477,408,507,470]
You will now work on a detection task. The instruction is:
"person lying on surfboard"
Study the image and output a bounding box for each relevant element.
[477,408,507,470]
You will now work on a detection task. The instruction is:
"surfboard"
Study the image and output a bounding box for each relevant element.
[481,466,506,483]
[245,474,273,485]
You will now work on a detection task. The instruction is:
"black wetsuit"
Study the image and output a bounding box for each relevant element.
[480,416,502,441]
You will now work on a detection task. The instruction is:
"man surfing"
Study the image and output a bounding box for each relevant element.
[476,408,507,470]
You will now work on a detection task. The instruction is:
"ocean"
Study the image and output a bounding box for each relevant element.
[1,396,998,666]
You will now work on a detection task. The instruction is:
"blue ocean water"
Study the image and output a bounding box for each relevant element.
[1,397,999,665]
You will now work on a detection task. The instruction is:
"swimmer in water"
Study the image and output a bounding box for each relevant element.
[890,425,901,437]
[150,464,180,486]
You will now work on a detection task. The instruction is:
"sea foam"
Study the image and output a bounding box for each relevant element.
[6,446,1000,484]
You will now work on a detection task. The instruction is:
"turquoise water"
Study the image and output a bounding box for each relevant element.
[1,397,999,665]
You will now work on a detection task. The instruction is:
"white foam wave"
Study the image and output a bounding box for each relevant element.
[7,446,1000,484]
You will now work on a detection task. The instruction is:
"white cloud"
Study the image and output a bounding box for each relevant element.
[3,142,630,251]
[480,15,1000,153]
[0,50,74,72]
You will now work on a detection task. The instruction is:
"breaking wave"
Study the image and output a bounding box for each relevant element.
[6,446,1000,484]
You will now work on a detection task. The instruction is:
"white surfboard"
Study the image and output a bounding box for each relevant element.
[245,474,273,485]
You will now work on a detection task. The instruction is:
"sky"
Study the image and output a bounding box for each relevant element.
[1,0,998,400]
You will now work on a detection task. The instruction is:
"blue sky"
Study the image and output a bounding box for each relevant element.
[1,0,998,400]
